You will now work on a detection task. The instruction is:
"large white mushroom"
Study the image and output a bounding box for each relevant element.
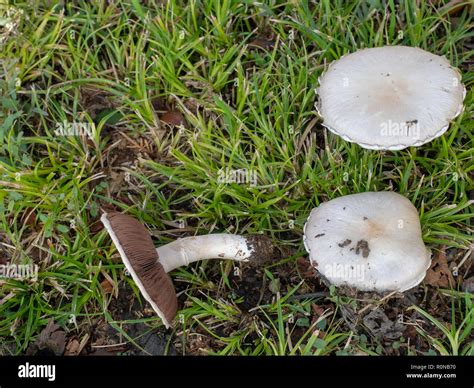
[303,192,431,292]
[316,46,466,150]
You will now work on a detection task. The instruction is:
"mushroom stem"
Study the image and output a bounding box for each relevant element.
[156,234,272,273]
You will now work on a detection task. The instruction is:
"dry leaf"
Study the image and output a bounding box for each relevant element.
[108,171,124,195]
[100,278,113,295]
[311,304,326,317]
[160,111,185,127]
[248,37,276,50]
[297,257,317,279]
[21,208,37,227]
[424,246,455,288]
[439,0,471,15]
[27,319,66,355]
[65,339,80,356]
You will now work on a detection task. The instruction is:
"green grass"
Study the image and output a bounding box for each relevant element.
[0,0,472,355]
[408,292,474,356]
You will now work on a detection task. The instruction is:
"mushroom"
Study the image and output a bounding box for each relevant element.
[316,46,466,150]
[101,212,275,328]
[303,192,431,292]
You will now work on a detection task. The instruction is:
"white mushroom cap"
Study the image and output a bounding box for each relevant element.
[317,46,466,150]
[303,192,431,292]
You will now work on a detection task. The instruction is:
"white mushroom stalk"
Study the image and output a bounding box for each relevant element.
[156,234,258,273]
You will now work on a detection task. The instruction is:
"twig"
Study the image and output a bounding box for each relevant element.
[288,291,329,301]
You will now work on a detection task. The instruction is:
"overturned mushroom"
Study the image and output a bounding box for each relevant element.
[101,212,276,328]
[303,192,431,292]
[316,46,466,150]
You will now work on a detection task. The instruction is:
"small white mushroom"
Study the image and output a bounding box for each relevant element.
[303,192,431,292]
[316,46,466,150]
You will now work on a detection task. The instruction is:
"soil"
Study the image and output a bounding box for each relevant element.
[90,283,175,355]
[246,234,280,267]
[355,239,370,258]
[230,266,272,312]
